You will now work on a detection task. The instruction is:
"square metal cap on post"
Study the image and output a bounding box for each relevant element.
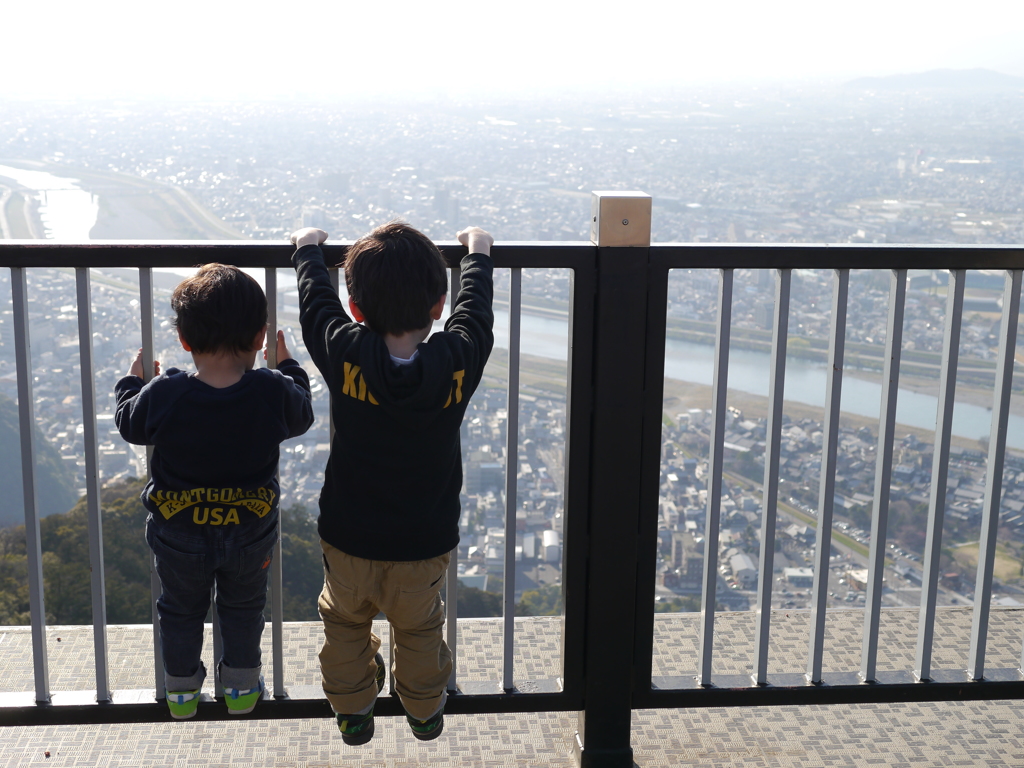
[590,191,652,247]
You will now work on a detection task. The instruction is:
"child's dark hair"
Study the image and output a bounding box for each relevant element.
[171,264,267,354]
[344,221,448,336]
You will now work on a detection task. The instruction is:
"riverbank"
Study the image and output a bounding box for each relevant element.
[839,364,1024,418]
[0,183,42,239]
[75,166,246,240]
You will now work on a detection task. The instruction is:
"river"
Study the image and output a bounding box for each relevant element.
[493,311,1024,449]
[4,164,1020,448]
[0,164,99,240]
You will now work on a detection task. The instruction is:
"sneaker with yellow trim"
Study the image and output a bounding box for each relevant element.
[335,652,386,746]
[406,706,444,741]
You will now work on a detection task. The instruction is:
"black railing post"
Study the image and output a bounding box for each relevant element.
[575,193,652,768]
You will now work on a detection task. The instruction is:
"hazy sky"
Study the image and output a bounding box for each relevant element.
[5,0,1023,101]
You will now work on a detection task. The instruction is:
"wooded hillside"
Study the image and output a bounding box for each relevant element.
[0,394,78,529]
[0,479,548,625]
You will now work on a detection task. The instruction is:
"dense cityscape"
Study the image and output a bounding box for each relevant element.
[2,78,1024,611]
[2,82,1023,245]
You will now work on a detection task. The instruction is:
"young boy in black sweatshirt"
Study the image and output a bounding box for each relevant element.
[115,263,314,719]
[289,222,494,744]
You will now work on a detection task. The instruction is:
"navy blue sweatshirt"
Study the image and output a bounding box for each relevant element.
[114,360,314,528]
[292,244,494,561]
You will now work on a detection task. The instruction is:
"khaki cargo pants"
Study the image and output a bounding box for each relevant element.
[318,541,451,720]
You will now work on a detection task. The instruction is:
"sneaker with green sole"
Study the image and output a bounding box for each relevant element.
[406,707,444,741]
[166,689,200,720]
[336,652,386,746]
[224,675,264,715]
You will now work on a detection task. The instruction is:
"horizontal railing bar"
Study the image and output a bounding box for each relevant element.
[0,241,597,269]
[1,241,1022,270]
[638,673,1024,709]
[651,244,1024,270]
[9,659,1023,722]
[0,684,579,726]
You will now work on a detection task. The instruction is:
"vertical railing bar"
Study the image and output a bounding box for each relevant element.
[75,267,111,702]
[860,269,906,683]
[558,260,593,699]
[502,268,522,691]
[265,268,278,358]
[751,268,790,686]
[211,595,224,698]
[633,260,671,700]
[915,269,964,681]
[138,267,163,698]
[329,267,339,446]
[445,552,458,692]
[446,263,461,692]
[970,269,1021,680]
[12,267,50,704]
[697,267,732,686]
[265,267,285,698]
[806,268,849,684]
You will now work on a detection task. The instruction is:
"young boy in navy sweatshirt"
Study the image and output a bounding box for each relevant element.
[289,222,494,744]
[115,263,314,719]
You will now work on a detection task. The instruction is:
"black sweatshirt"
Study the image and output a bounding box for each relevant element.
[292,244,494,561]
[114,360,314,528]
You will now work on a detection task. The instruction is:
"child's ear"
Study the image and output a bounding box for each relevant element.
[253,324,267,351]
[348,297,365,323]
[430,295,447,321]
[177,328,192,352]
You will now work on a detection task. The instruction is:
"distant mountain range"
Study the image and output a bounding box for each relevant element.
[844,68,1024,90]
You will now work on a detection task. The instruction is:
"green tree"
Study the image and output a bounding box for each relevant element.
[654,595,701,612]
[277,503,324,621]
[516,584,563,616]
[0,482,333,625]
[457,584,502,617]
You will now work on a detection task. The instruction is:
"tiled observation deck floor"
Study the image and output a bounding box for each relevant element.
[3,608,1024,766]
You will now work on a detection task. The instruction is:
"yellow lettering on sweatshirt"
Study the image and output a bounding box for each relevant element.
[152,488,276,522]
[343,363,360,397]
[341,362,379,405]
[444,369,466,408]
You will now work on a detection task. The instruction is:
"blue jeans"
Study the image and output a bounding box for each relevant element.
[146,515,278,693]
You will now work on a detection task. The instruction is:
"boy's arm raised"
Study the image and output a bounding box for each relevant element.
[289,229,358,375]
[114,348,162,445]
[447,227,495,386]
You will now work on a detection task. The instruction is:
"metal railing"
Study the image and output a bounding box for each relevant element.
[1,239,1024,768]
